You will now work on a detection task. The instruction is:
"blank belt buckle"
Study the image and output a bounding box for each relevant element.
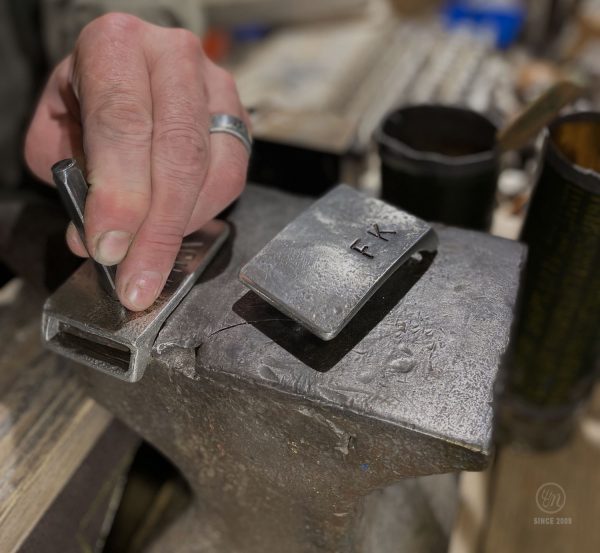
[239,184,438,340]
[42,223,229,382]
[42,159,230,382]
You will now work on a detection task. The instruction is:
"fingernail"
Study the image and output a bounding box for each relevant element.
[124,271,163,310]
[95,231,132,265]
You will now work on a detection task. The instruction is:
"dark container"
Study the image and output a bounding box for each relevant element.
[502,111,600,449]
[248,139,341,196]
[376,105,499,230]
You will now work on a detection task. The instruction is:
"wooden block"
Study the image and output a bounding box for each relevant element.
[449,386,600,553]
[484,390,600,553]
[0,288,113,553]
[19,418,139,553]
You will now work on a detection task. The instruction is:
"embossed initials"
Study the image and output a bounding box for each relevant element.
[368,223,397,241]
[350,223,397,259]
[350,239,374,259]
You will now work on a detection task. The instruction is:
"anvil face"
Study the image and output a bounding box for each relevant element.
[154,185,526,460]
[239,185,438,340]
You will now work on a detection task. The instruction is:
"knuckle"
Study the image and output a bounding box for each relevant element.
[142,222,184,253]
[82,12,143,41]
[169,28,202,55]
[87,185,150,218]
[154,125,209,176]
[88,96,153,146]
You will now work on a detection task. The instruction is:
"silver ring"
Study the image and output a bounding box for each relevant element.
[209,113,252,155]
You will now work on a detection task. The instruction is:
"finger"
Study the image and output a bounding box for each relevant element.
[116,28,209,311]
[66,223,90,258]
[24,56,83,184]
[74,14,154,266]
[185,62,248,234]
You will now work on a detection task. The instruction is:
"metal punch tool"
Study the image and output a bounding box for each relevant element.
[42,159,230,382]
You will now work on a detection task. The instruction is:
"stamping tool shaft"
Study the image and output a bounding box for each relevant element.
[52,158,118,296]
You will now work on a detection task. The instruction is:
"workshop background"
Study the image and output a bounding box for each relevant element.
[1,0,599,552]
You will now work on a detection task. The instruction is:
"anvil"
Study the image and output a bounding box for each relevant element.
[42,185,525,552]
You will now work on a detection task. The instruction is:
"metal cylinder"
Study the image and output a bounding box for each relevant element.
[502,111,600,449]
[376,105,499,230]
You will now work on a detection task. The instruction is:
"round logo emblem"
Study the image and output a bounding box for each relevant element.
[536,482,566,514]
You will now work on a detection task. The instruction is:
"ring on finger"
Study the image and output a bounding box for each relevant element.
[209,113,252,156]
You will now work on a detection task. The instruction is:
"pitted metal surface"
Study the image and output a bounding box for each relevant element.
[239,184,437,339]
[156,185,526,456]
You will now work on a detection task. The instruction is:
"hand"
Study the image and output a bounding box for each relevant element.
[25,13,249,310]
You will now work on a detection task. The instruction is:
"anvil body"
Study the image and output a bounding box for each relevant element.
[54,185,525,552]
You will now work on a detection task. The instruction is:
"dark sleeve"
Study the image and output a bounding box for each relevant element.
[0,1,35,189]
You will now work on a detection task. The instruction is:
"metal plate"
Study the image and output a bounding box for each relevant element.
[239,185,437,340]
[42,220,229,382]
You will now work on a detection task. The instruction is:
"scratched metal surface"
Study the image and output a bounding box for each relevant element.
[157,185,526,455]
[239,184,437,339]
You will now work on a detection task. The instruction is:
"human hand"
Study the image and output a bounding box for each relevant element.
[25,13,249,310]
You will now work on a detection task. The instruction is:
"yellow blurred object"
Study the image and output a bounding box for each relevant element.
[562,6,600,61]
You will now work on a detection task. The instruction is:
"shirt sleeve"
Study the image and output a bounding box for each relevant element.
[41,0,206,63]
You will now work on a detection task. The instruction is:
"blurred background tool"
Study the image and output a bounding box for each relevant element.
[500,111,600,450]
[376,105,499,230]
[376,77,586,230]
[496,76,588,151]
[443,0,526,49]
[231,15,519,195]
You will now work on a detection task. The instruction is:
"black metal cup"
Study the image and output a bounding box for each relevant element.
[376,105,499,230]
[501,111,600,449]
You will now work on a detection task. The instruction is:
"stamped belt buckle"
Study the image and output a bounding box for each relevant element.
[239,184,437,340]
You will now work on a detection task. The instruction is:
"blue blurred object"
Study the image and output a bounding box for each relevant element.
[232,23,271,43]
[443,0,526,49]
